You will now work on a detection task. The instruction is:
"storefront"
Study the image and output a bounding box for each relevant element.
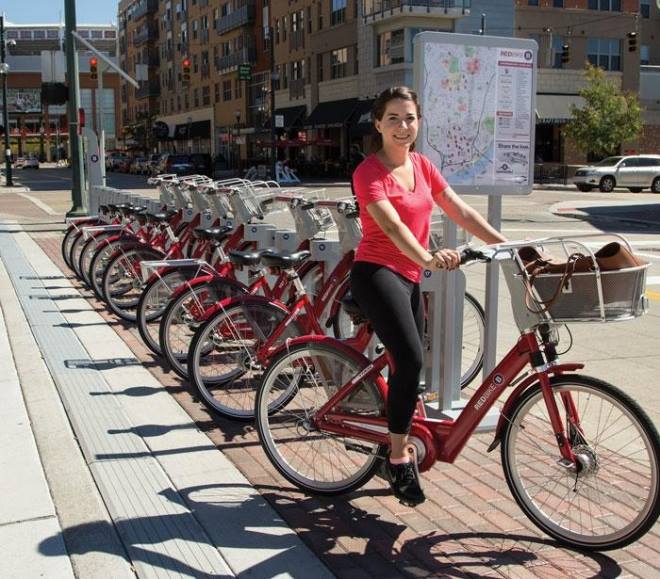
[534,94,584,163]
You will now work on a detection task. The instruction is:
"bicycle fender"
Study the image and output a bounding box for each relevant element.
[94,232,135,251]
[168,273,216,300]
[486,363,585,453]
[107,241,164,264]
[201,294,289,322]
[66,217,102,232]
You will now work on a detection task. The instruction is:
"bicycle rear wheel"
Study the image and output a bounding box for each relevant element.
[501,374,660,551]
[256,341,386,495]
[159,278,247,380]
[102,246,162,321]
[188,298,304,420]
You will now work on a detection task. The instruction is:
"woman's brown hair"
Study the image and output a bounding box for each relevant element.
[371,86,422,153]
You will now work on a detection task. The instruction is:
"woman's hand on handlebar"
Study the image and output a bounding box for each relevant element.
[425,249,461,271]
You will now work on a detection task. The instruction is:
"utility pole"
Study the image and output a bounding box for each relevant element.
[64,0,86,215]
[480,13,485,35]
[1,14,14,186]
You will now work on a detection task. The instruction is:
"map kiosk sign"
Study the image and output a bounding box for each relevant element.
[414,32,537,195]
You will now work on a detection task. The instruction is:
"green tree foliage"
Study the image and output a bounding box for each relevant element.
[564,64,642,158]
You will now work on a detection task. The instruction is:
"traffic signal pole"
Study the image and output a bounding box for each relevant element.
[64,0,86,216]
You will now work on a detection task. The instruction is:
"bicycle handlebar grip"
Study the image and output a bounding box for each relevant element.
[460,247,490,265]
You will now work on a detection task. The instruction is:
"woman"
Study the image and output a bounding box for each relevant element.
[350,86,506,506]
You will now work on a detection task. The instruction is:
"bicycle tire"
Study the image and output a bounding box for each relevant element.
[69,230,89,279]
[501,374,660,551]
[256,340,386,494]
[159,278,248,380]
[187,298,305,420]
[101,245,163,321]
[136,268,198,356]
[62,223,86,271]
[88,238,126,300]
[78,231,115,287]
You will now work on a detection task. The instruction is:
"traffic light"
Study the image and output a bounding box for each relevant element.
[89,57,98,80]
[182,57,191,85]
[627,32,637,52]
[561,44,570,65]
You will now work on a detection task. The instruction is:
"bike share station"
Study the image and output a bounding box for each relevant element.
[414,32,537,428]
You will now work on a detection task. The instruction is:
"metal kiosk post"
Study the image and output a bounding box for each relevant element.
[413,32,537,427]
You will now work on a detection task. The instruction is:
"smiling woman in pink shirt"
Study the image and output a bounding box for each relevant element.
[350,86,506,507]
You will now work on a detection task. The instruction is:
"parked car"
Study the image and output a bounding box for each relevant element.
[572,154,660,193]
[154,153,195,176]
[147,154,163,176]
[23,156,39,169]
[189,153,213,177]
[13,156,26,168]
[116,156,133,173]
[130,156,147,175]
[106,152,129,172]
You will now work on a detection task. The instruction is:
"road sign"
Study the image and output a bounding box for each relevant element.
[275,114,284,128]
[238,64,251,81]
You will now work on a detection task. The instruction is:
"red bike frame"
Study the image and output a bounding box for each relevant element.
[284,331,585,473]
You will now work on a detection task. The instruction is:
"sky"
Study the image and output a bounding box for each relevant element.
[4,0,118,26]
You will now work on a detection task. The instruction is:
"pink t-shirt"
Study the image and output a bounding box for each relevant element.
[352,152,449,282]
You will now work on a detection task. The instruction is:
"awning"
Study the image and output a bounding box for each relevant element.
[349,99,375,136]
[173,120,211,140]
[535,94,584,125]
[304,98,359,129]
[265,105,307,129]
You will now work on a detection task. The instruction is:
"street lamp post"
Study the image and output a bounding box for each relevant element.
[64,0,86,216]
[1,15,14,186]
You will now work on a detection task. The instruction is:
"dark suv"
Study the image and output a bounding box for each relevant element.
[189,153,213,177]
[155,153,195,176]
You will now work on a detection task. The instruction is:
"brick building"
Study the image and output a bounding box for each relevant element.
[1,22,119,161]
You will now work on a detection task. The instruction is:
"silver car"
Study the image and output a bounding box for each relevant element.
[573,155,660,193]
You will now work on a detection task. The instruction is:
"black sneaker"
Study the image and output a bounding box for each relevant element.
[386,457,426,507]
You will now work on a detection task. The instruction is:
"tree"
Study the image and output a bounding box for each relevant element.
[564,64,642,158]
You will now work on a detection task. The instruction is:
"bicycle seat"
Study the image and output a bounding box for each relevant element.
[146,209,177,223]
[194,225,233,242]
[260,250,311,269]
[228,248,274,267]
[99,204,110,213]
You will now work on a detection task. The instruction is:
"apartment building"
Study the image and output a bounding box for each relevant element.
[515,0,645,163]
[118,0,161,151]
[2,22,118,159]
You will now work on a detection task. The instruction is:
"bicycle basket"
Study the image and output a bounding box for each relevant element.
[502,248,649,329]
[292,204,335,240]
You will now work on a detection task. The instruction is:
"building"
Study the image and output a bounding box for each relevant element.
[1,22,119,160]
[515,0,652,163]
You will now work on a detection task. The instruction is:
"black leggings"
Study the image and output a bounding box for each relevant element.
[350,261,424,434]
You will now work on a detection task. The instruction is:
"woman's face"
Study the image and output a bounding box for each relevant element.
[374,98,419,151]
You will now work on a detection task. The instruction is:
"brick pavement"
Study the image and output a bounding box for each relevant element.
[3,192,659,578]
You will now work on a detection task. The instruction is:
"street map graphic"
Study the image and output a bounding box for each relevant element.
[423,43,497,185]
[419,38,534,189]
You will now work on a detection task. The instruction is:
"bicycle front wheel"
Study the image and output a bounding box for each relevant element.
[256,341,386,495]
[501,374,660,551]
[188,298,304,420]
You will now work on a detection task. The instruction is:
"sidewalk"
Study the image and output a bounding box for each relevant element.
[1,193,659,577]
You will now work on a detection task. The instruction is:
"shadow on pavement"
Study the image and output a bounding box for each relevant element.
[572,204,660,234]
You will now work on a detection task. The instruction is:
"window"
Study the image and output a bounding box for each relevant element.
[215,83,220,102]
[588,0,620,10]
[377,30,404,67]
[33,30,46,39]
[528,0,539,5]
[194,88,199,108]
[91,30,103,39]
[282,16,287,41]
[223,80,232,101]
[235,79,242,99]
[641,45,649,65]
[47,30,59,39]
[553,0,563,6]
[20,30,32,40]
[275,19,280,44]
[587,38,621,71]
[202,86,210,106]
[331,0,346,25]
[307,7,312,34]
[641,0,650,18]
[331,47,348,79]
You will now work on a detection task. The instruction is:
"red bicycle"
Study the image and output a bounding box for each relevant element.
[255,239,659,551]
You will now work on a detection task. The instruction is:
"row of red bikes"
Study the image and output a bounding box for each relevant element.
[60,173,660,551]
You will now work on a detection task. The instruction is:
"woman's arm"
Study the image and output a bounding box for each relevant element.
[366,199,442,270]
[433,185,507,244]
